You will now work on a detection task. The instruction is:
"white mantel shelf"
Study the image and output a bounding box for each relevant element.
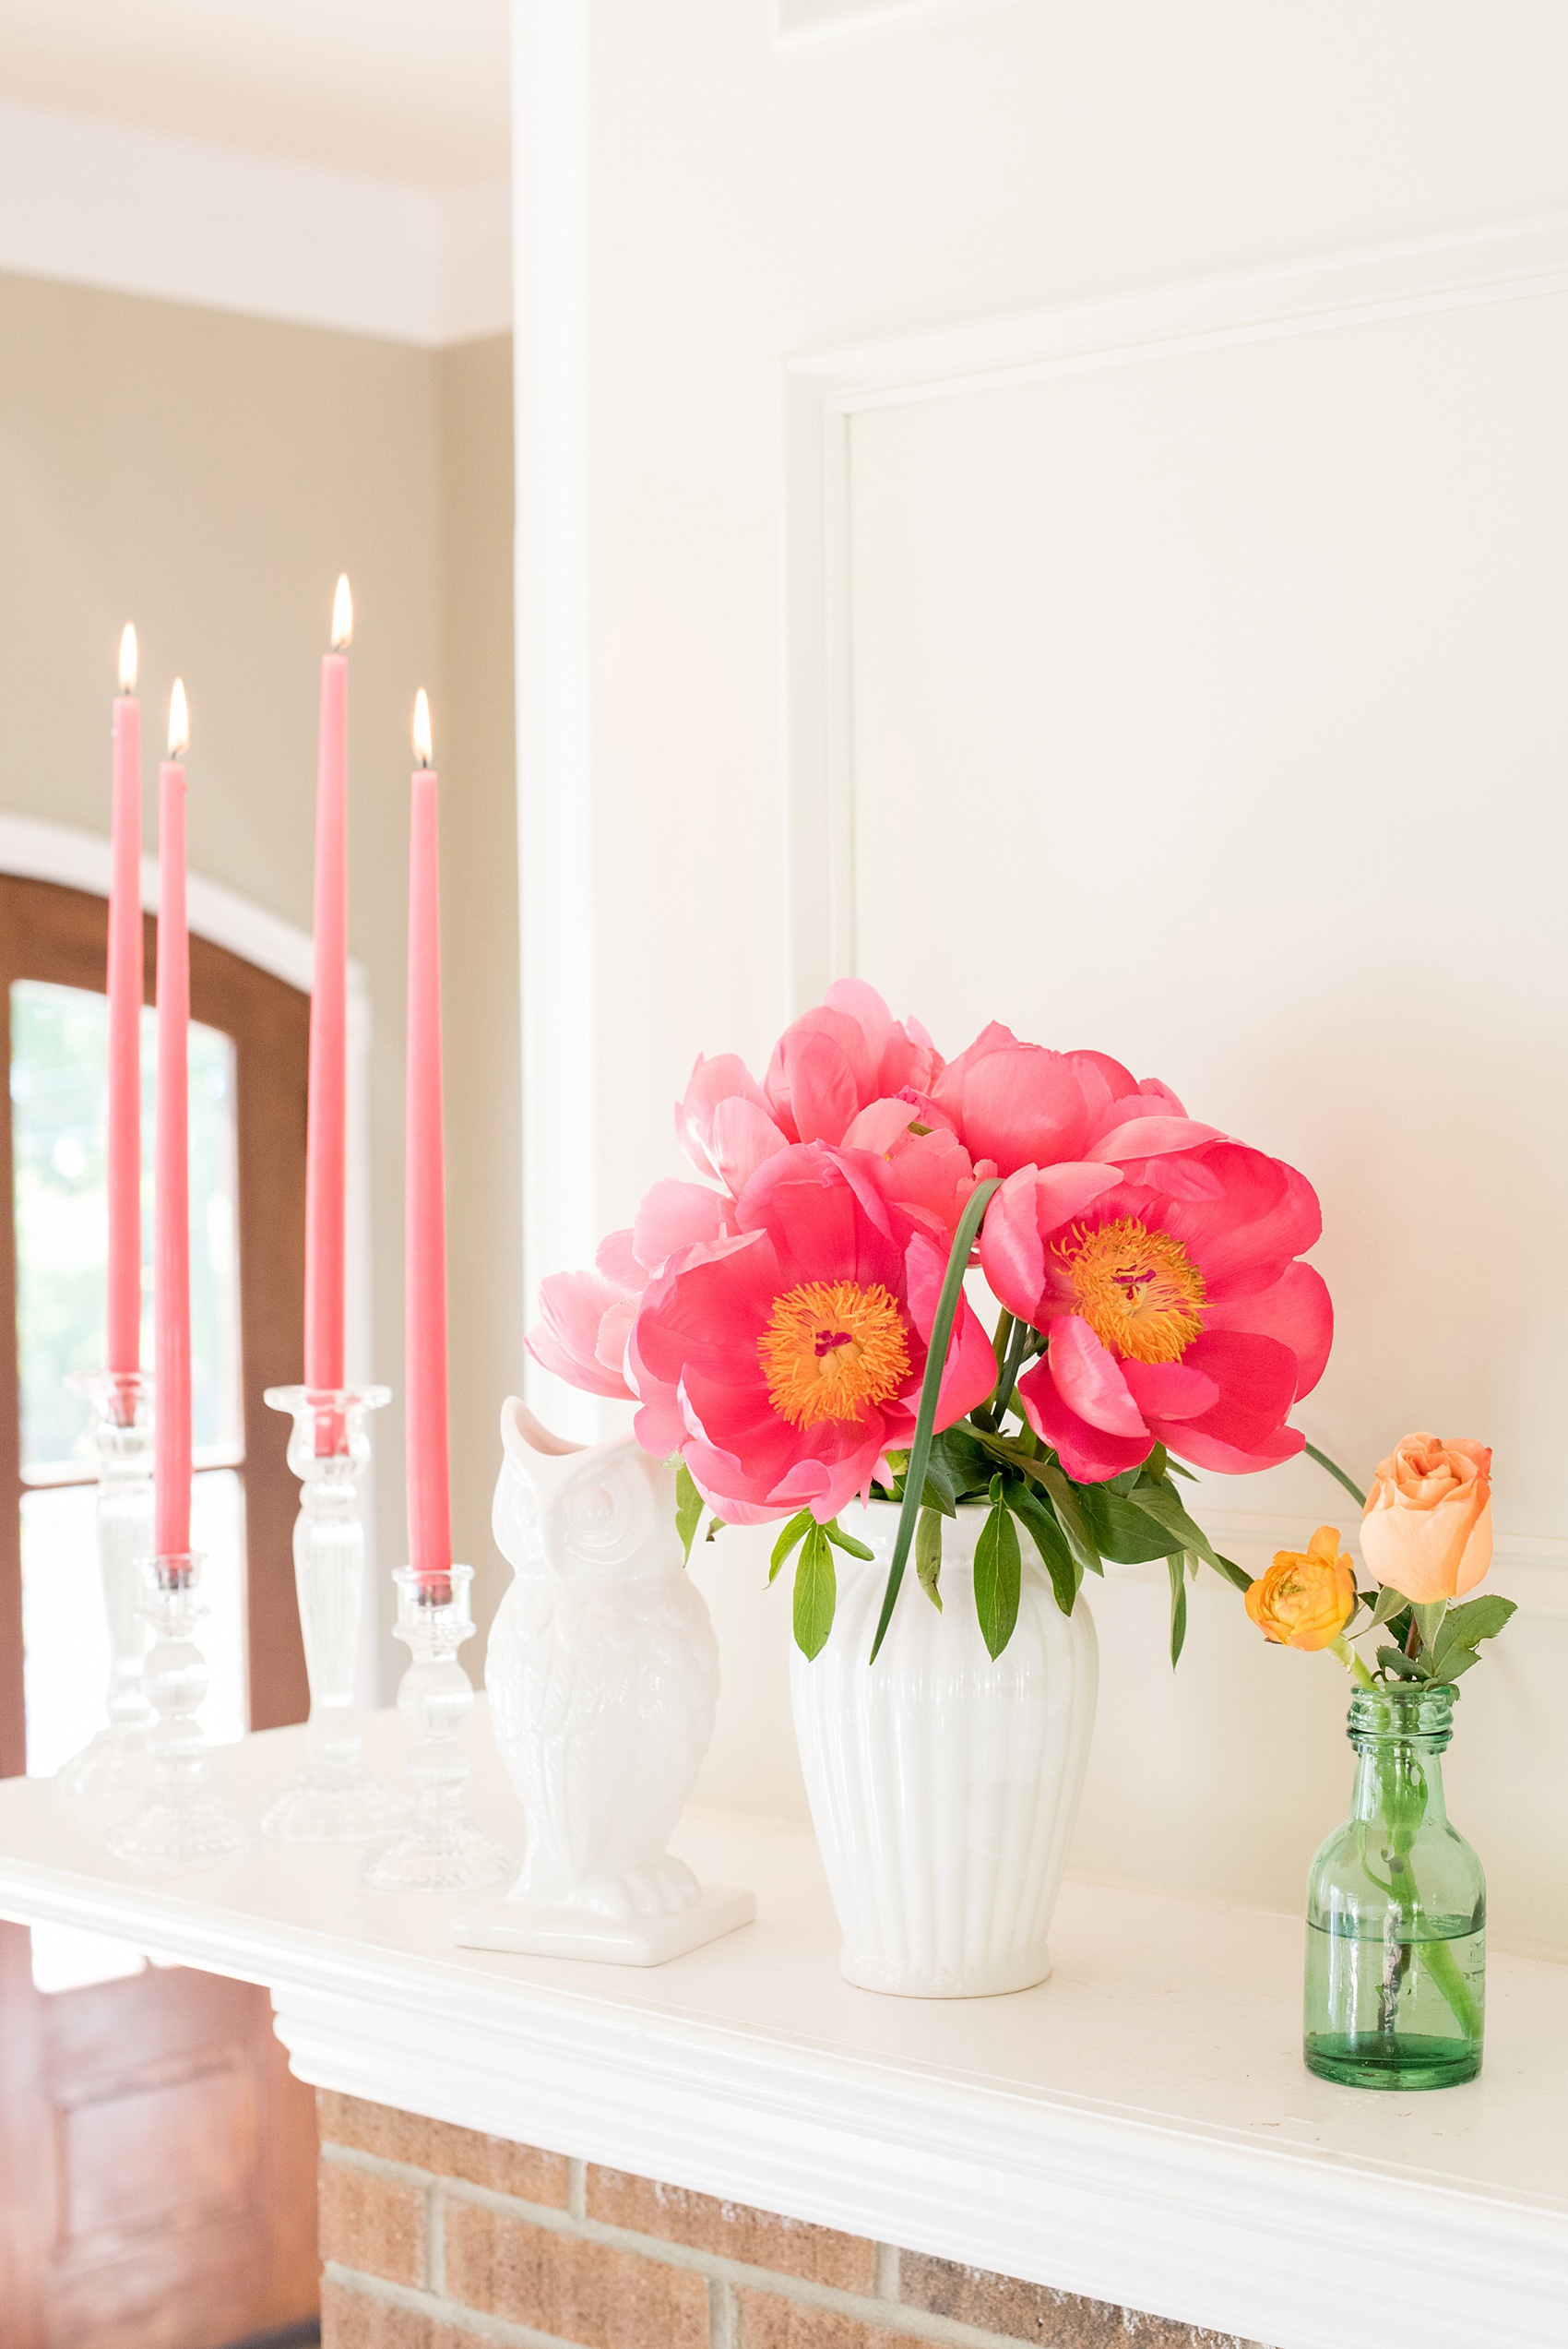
[0,1711,1562,2349]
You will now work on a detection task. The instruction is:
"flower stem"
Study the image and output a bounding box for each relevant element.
[1304,1439,1367,1509]
[1330,1633,1376,1689]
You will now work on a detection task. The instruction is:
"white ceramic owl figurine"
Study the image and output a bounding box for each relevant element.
[449,1400,754,1965]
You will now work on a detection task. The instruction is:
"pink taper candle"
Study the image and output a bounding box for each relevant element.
[155,682,192,1559]
[107,625,143,1379]
[304,574,353,1396]
[404,690,451,1591]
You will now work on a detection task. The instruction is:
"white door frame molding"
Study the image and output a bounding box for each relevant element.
[782,209,1568,1009]
[0,813,381,1691]
[511,0,598,1422]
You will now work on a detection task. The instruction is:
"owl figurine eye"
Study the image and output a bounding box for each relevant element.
[553,1457,656,1575]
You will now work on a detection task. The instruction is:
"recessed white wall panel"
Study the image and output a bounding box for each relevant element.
[849,291,1568,1532]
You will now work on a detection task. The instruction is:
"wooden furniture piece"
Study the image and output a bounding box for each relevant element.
[0,876,319,2349]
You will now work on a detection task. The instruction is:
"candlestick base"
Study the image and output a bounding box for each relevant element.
[57,1373,156,1803]
[105,1555,254,1868]
[362,1565,516,1892]
[260,1385,410,1842]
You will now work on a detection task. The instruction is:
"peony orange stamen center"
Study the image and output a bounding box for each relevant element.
[1054,1217,1206,1365]
[759,1280,910,1427]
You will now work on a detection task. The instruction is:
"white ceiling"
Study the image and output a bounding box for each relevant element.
[0,0,509,189]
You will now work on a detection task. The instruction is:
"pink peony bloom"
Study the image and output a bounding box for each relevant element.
[763,980,942,1148]
[629,1142,996,1525]
[528,1267,640,1401]
[932,1024,1221,1180]
[528,1179,741,1401]
[675,1054,790,1198]
[980,1141,1332,1482]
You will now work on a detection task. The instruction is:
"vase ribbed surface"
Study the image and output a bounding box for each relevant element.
[790,1500,1098,1997]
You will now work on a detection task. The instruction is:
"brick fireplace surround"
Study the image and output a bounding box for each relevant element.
[317,2093,1264,2349]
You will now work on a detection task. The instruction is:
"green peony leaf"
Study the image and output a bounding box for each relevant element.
[1167,1554,1188,1669]
[769,1508,814,1585]
[916,1505,944,1611]
[973,1477,1022,1659]
[674,1463,705,1565]
[793,1525,837,1659]
[1004,1479,1079,1617]
[824,1519,875,1562]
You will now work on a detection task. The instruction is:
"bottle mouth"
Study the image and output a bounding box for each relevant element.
[1348,1682,1457,1749]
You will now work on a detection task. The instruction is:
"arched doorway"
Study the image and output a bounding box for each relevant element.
[0,873,320,2349]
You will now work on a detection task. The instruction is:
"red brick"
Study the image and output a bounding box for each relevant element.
[897,2253,1266,2348]
[588,2165,876,2292]
[442,2200,708,2349]
[318,2157,428,2289]
[317,2091,569,2207]
[320,2275,474,2349]
[734,2292,928,2349]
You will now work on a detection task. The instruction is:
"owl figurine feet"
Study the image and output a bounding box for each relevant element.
[450,1401,755,1966]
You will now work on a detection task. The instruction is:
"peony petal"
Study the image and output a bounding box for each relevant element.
[632,1178,733,1273]
[776,1027,861,1144]
[596,1227,643,1288]
[593,1294,637,1378]
[1120,1357,1220,1423]
[945,1043,1092,1177]
[1047,1315,1149,1437]
[977,1168,1048,1320]
[1204,1262,1333,1400]
[1158,1143,1323,1299]
[841,1097,920,1154]
[978,1163,1121,1324]
[1087,1115,1226,1163]
[902,1230,1003,1428]
[1016,1358,1153,1481]
[675,1053,773,1181]
[708,1096,790,1195]
[1148,1329,1303,1473]
[528,1269,637,1401]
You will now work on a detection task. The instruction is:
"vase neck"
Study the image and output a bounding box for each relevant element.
[1349,1742,1449,1825]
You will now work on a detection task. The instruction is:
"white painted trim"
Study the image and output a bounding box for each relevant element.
[776,0,1016,51]
[0,1729,1562,2349]
[512,0,599,1437]
[0,814,381,1695]
[0,95,510,348]
[781,209,1568,1004]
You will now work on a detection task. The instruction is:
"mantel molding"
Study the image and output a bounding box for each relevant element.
[0,1720,1561,2349]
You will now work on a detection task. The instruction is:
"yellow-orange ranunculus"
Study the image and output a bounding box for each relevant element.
[1244,1526,1357,1651]
[1360,1431,1491,1604]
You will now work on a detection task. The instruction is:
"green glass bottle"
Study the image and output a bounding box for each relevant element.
[1304,1682,1484,2090]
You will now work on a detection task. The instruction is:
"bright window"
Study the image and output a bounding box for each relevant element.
[11,980,250,1991]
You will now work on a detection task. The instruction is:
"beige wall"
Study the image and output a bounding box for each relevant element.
[0,268,518,1686]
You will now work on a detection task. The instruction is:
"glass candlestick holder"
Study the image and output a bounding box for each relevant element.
[260,1384,409,1841]
[105,1553,254,1866]
[57,1371,155,1801]
[362,1564,515,1891]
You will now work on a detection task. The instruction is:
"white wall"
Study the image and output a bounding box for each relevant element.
[514,1,1568,1951]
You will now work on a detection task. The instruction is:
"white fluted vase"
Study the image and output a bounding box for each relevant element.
[790,1498,1098,1997]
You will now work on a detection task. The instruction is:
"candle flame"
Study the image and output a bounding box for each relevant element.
[167,679,189,759]
[412,688,433,768]
[118,623,137,694]
[331,572,353,650]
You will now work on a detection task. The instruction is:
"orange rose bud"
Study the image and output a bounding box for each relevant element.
[1245,1526,1357,1651]
[1360,1431,1491,1604]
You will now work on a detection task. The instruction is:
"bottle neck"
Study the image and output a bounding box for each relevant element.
[1346,1683,1455,1828]
[1349,1739,1449,1826]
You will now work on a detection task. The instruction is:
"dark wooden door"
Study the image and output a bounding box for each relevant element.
[0,876,319,2349]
